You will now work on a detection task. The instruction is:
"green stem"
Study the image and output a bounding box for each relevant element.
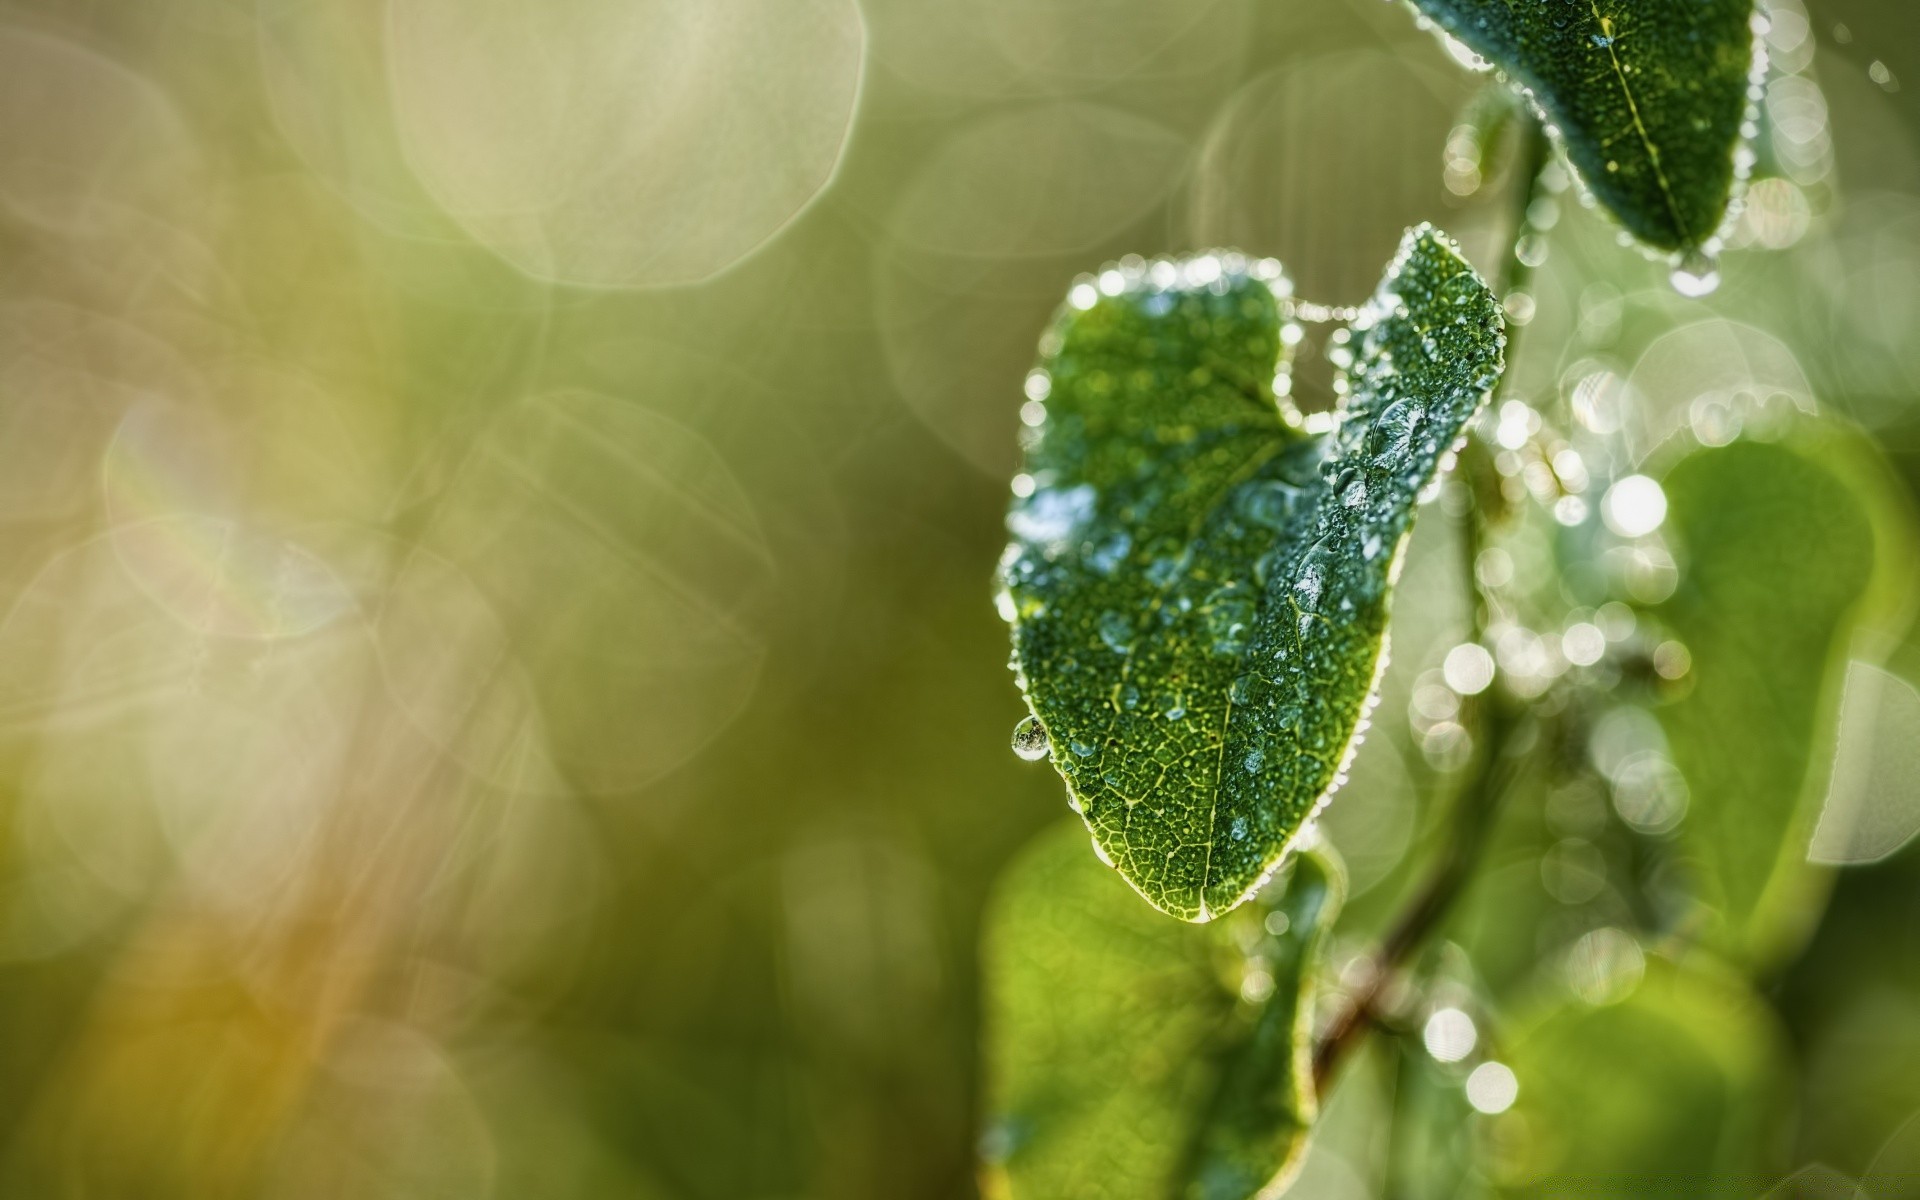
[1308,112,1551,1097]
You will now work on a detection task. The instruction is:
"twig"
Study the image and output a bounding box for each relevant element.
[1311,697,1523,1091]
[1308,113,1552,1096]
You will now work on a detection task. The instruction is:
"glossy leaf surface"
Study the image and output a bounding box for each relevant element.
[999,227,1502,921]
[1410,0,1757,253]
[979,820,1343,1200]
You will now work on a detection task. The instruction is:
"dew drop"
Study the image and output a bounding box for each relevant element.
[1670,249,1721,297]
[1011,715,1050,761]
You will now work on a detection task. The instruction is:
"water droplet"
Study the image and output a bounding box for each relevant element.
[1236,479,1304,530]
[1670,249,1720,297]
[1205,584,1257,656]
[1069,739,1098,758]
[1086,530,1131,576]
[1098,610,1133,655]
[1007,483,1096,550]
[1373,399,1420,461]
[979,1118,1020,1165]
[1011,716,1049,761]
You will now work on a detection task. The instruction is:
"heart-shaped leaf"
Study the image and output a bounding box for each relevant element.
[1410,0,1758,254]
[980,820,1344,1200]
[998,227,1503,922]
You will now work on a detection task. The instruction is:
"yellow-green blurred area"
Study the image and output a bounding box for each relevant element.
[0,0,1917,1196]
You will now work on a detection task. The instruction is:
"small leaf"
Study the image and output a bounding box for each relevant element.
[1496,954,1788,1197]
[979,820,1344,1200]
[1656,438,1878,962]
[999,228,1503,921]
[1409,0,1758,253]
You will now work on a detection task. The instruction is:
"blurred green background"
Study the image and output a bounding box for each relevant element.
[0,0,1918,1196]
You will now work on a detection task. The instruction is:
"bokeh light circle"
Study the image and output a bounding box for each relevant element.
[386,0,866,287]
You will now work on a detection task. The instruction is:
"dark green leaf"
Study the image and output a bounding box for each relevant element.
[979,820,1344,1200]
[1409,0,1757,254]
[998,228,1503,921]
[1496,954,1788,1198]
[1656,438,1876,962]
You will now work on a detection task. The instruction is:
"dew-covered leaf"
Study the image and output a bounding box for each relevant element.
[1408,0,1758,254]
[998,228,1502,922]
[1656,439,1876,963]
[979,820,1344,1200]
[1495,954,1788,1198]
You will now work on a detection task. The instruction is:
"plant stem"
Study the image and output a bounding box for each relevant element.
[1308,112,1551,1096]
[1310,697,1524,1090]
[1496,118,1554,298]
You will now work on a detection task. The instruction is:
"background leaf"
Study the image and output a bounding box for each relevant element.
[1408,0,1757,254]
[979,820,1343,1200]
[1000,227,1502,921]
[1494,955,1789,1198]
[1655,437,1878,963]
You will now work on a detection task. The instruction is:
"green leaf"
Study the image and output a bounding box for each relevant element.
[1496,954,1788,1198]
[1656,438,1876,962]
[979,820,1344,1200]
[998,227,1503,922]
[1409,0,1757,254]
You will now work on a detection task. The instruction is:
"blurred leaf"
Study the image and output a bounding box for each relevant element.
[1408,0,1756,253]
[1384,1046,1482,1200]
[1496,955,1788,1198]
[979,820,1344,1200]
[1656,438,1877,962]
[999,227,1502,921]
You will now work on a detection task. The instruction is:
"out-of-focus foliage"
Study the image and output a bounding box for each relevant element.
[980,821,1341,1200]
[0,0,1914,1196]
[1492,955,1789,1198]
[1656,438,1878,963]
[1000,229,1501,921]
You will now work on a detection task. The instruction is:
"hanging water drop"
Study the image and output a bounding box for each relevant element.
[1670,248,1721,297]
[1011,715,1050,761]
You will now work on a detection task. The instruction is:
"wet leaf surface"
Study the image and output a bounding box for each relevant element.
[1409,0,1757,253]
[999,228,1502,921]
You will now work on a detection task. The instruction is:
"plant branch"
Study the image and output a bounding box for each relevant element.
[1310,696,1524,1091]
[1308,113,1551,1096]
